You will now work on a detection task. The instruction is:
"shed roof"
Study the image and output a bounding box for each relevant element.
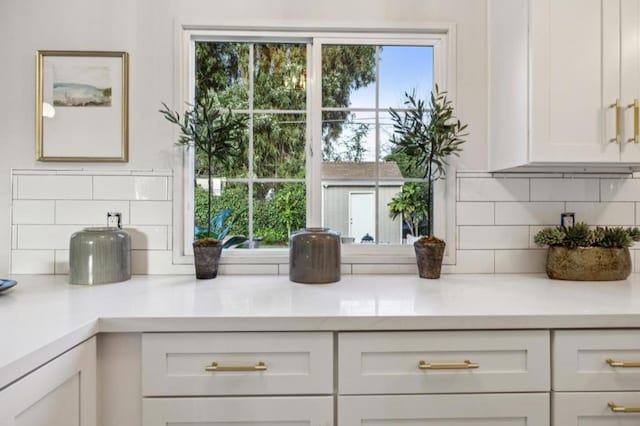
[321,161,404,180]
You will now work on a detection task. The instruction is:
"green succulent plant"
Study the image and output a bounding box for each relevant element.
[533,227,566,247]
[563,222,593,249]
[534,223,640,249]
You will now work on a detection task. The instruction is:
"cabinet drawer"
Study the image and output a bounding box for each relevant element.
[338,330,549,394]
[339,393,549,425]
[553,330,640,391]
[143,396,333,426]
[142,332,332,396]
[554,392,640,424]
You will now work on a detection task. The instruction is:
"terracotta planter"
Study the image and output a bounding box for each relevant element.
[546,246,631,281]
[414,239,446,279]
[193,241,223,279]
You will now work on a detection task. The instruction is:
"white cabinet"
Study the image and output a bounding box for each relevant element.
[339,330,549,394]
[339,394,549,426]
[338,331,550,425]
[0,337,96,426]
[553,330,640,424]
[143,396,333,426]
[489,0,640,170]
[554,392,640,424]
[141,332,333,425]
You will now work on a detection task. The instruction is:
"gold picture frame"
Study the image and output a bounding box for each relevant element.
[36,50,129,162]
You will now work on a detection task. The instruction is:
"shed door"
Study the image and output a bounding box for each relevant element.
[349,191,375,242]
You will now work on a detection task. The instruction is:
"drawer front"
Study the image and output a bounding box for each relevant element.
[339,393,549,426]
[338,330,550,394]
[142,332,332,396]
[143,396,333,426]
[553,330,640,391]
[554,392,640,424]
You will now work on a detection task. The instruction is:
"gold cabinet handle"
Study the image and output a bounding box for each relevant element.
[608,401,640,413]
[610,99,622,144]
[205,361,267,372]
[418,359,479,370]
[627,99,640,144]
[606,358,640,368]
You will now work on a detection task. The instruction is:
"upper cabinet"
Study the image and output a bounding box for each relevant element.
[489,0,640,171]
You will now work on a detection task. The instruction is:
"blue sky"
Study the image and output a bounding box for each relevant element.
[326,45,434,162]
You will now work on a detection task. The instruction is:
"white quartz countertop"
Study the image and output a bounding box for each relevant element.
[3,273,640,388]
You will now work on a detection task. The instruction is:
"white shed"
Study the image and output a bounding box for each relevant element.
[321,162,404,244]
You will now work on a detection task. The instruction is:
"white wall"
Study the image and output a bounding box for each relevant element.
[0,0,488,274]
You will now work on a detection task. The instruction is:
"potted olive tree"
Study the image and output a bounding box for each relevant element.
[388,86,468,278]
[160,91,248,279]
[535,223,640,280]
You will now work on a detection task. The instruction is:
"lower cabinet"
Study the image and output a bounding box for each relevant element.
[554,392,640,424]
[143,396,333,426]
[339,394,549,425]
[0,337,96,426]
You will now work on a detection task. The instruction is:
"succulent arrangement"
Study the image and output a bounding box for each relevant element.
[534,222,640,249]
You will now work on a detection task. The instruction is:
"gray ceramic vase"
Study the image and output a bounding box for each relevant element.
[289,228,341,284]
[69,227,131,285]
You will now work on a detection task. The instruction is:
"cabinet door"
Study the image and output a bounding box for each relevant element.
[0,337,96,426]
[338,394,549,426]
[621,0,640,161]
[143,396,333,426]
[530,0,621,163]
[554,392,640,424]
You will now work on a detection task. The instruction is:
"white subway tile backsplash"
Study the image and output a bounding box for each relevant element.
[459,226,530,249]
[11,250,55,274]
[459,178,529,201]
[130,201,172,225]
[55,200,130,225]
[125,226,169,250]
[530,178,599,201]
[495,202,564,225]
[17,175,92,200]
[601,179,640,202]
[219,264,279,275]
[54,250,69,274]
[93,176,168,200]
[457,202,494,225]
[12,200,54,224]
[131,250,193,275]
[352,263,418,274]
[17,225,82,250]
[11,226,17,249]
[12,169,640,276]
[495,249,546,273]
[442,250,494,273]
[566,202,635,226]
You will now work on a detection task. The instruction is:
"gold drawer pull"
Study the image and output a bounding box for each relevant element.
[608,401,640,413]
[627,99,640,144]
[418,359,479,370]
[610,99,622,144]
[606,358,640,368]
[205,361,267,372]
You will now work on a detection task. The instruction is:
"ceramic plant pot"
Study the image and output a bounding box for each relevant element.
[546,246,631,281]
[193,240,223,279]
[414,238,446,279]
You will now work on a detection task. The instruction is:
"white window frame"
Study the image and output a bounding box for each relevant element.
[171,26,457,267]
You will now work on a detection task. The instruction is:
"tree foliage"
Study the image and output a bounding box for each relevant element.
[388,86,468,237]
[190,42,377,244]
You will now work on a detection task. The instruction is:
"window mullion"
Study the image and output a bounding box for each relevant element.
[309,39,323,227]
[248,43,255,243]
[374,46,380,244]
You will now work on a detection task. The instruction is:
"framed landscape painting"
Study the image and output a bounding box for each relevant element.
[36,51,129,161]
